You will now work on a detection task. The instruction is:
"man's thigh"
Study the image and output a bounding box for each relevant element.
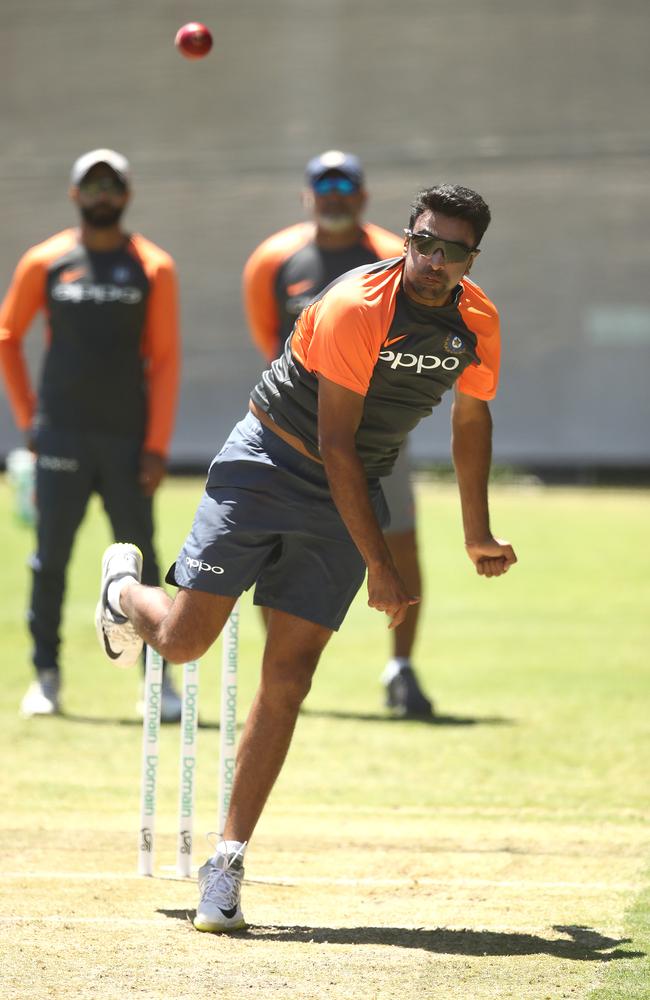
[255,530,366,632]
[94,434,159,578]
[381,440,416,535]
[34,427,94,566]
[166,483,370,633]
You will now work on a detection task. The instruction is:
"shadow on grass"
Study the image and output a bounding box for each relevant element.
[58,712,221,729]
[299,707,514,726]
[157,912,642,961]
[55,709,510,728]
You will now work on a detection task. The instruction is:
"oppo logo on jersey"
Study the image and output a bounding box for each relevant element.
[379,349,461,373]
[52,283,143,305]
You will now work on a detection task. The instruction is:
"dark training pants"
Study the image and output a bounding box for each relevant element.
[30,427,161,675]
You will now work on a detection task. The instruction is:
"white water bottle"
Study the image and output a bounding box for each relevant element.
[6,448,36,525]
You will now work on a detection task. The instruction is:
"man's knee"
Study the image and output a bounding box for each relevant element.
[144,589,236,665]
[260,649,320,709]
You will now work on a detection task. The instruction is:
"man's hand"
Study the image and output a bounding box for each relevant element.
[465,536,517,577]
[139,451,166,497]
[367,561,420,629]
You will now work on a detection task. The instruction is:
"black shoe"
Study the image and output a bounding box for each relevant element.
[385,666,434,718]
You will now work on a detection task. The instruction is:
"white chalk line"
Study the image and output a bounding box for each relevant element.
[0,915,179,926]
[1,871,638,892]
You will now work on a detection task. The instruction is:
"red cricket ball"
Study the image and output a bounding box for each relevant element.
[174,22,213,59]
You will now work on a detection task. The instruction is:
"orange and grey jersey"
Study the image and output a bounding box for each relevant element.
[242,221,404,361]
[0,228,180,455]
[251,258,501,478]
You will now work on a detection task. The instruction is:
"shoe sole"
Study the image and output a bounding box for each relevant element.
[19,705,60,718]
[193,917,247,933]
[94,600,143,668]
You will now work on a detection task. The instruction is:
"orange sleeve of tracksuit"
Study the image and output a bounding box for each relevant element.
[242,222,315,362]
[130,235,181,457]
[0,230,75,430]
[456,278,501,400]
[292,264,402,396]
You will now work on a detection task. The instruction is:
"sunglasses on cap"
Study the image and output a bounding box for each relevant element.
[312,176,359,195]
[78,176,127,197]
[404,229,478,264]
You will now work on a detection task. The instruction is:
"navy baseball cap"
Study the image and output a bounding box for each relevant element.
[305,150,364,187]
[70,148,131,187]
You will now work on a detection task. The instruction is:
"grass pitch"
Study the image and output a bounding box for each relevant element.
[0,473,648,999]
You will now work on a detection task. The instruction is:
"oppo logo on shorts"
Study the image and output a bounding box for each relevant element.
[185,556,224,575]
[379,350,460,373]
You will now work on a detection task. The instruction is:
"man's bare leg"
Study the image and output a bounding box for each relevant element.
[383,529,433,717]
[223,607,333,843]
[120,581,237,664]
[385,529,422,659]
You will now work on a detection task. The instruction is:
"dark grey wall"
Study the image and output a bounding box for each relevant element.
[2,0,649,467]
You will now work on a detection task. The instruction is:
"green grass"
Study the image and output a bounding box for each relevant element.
[1,474,649,999]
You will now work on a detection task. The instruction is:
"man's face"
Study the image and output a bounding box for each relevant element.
[71,163,129,228]
[402,209,478,306]
[307,171,366,233]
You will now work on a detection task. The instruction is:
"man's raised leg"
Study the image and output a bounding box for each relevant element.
[96,543,236,666]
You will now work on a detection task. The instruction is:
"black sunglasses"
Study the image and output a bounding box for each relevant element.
[404,229,477,263]
[79,176,127,198]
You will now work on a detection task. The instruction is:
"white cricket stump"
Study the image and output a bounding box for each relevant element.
[175,659,199,876]
[219,601,239,836]
[138,645,163,876]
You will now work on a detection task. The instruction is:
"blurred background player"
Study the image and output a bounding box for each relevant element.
[0,148,182,720]
[243,150,433,718]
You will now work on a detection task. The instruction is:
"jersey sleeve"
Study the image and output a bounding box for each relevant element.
[242,242,283,362]
[139,255,181,456]
[300,289,381,396]
[242,223,313,362]
[456,287,501,401]
[0,248,46,429]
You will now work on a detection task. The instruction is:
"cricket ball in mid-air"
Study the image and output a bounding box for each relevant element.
[174,22,213,59]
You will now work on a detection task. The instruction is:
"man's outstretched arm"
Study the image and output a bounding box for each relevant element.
[317,374,419,628]
[451,388,517,577]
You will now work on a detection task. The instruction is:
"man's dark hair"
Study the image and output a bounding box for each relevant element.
[408,184,492,247]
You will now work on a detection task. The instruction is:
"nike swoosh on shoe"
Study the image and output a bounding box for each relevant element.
[103,632,122,661]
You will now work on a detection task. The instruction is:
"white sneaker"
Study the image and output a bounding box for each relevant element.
[20,669,60,717]
[136,671,183,723]
[95,543,144,668]
[194,851,246,933]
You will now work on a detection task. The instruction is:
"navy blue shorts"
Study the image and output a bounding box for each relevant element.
[166,412,389,631]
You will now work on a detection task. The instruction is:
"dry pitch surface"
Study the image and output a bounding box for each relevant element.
[2,810,646,1000]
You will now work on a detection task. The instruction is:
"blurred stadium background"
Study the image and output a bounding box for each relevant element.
[2,0,649,476]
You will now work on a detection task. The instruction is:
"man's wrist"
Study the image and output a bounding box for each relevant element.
[365,549,395,571]
[464,533,493,548]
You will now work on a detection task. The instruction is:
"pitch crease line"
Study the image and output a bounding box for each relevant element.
[2,871,638,891]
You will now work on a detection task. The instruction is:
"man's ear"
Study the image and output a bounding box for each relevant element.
[302,188,315,214]
[464,249,480,276]
[69,185,80,207]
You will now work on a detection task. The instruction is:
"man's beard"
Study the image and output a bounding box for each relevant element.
[80,204,125,229]
[317,212,356,234]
